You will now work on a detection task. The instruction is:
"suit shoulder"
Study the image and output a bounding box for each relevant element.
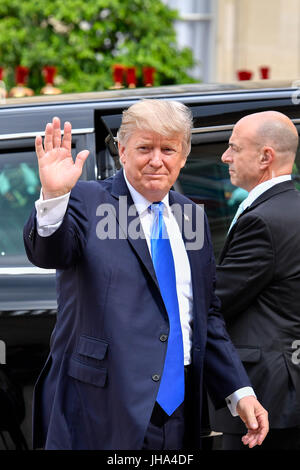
[170,190,207,220]
[254,186,300,219]
[170,190,198,207]
[236,188,300,244]
[72,177,114,199]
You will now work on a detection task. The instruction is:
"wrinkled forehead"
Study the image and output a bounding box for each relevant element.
[127,129,184,146]
[230,119,258,148]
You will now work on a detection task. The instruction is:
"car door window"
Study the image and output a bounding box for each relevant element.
[178,134,300,259]
[178,140,236,258]
[0,149,40,266]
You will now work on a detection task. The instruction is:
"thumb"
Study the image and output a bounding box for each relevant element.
[74,150,90,171]
[244,410,259,430]
[237,396,259,430]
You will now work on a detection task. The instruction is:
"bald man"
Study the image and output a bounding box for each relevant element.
[209,111,300,450]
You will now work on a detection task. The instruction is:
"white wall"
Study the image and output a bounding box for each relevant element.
[162,0,217,82]
[216,0,300,82]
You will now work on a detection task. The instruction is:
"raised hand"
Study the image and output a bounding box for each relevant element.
[35,116,90,200]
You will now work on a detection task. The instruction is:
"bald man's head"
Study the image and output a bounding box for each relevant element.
[239,111,298,159]
[222,111,299,191]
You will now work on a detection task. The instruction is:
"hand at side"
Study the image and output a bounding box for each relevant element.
[237,396,269,448]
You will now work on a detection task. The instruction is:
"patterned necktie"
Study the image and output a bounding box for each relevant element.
[150,202,185,416]
[227,200,246,234]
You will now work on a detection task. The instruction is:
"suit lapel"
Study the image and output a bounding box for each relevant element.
[169,192,200,290]
[109,170,159,288]
[242,180,295,210]
[169,190,200,275]
[109,173,203,298]
[219,180,296,262]
[169,191,208,346]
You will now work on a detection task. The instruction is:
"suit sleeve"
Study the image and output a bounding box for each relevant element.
[216,212,275,321]
[23,182,89,270]
[201,218,252,408]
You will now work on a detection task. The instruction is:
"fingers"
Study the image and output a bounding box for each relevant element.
[242,429,261,447]
[43,117,62,151]
[44,122,54,153]
[52,116,62,148]
[35,135,45,160]
[253,410,269,446]
[237,396,269,448]
[242,412,269,448]
[37,117,71,157]
[61,121,72,154]
[35,118,89,177]
[75,150,90,172]
[242,426,267,448]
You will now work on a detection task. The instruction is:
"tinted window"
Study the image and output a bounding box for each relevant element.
[0,134,92,268]
[0,148,40,267]
[178,140,235,258]
[178,135,300,259]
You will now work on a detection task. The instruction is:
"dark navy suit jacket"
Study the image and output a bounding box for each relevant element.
[23,169,251,449]
[211,181,300,433]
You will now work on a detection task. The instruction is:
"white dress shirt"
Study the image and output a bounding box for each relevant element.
[123,174,194,367]
[35,175,256,416]
[242,174,292,209]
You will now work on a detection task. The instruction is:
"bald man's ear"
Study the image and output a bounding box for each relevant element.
[259,146,274,168]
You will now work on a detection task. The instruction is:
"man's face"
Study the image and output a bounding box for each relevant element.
[221,120,262,192]
[119,129,186,201]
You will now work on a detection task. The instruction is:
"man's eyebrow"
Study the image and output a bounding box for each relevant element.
[135,138,179,145]
[228,141,240,150]
[135,139,152,144]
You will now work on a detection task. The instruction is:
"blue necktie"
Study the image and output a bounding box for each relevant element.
[150,202,185,416]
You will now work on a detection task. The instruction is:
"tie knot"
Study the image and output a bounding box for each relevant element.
[150,202,167,239]
[150,201,164,215]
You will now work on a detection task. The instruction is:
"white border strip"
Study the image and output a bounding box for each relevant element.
[0,267,55,275]
[192,119,300,134]
[0,127,94,141]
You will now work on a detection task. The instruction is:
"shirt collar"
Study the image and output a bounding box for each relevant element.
[243,174,291,209]
[123,170,170,216]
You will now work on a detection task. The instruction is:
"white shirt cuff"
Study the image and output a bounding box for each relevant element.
[225,387,256,416]
[35,190,70,236]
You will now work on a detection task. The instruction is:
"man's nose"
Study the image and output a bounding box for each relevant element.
[149,149,163,166]
[221,148,231,163]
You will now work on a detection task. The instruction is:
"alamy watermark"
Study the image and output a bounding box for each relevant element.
[291,80,300,105]
[0,339,6,364]
[95,197,205,251]
[292,339,300,365]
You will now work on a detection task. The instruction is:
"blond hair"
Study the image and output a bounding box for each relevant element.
[117,99,193,157]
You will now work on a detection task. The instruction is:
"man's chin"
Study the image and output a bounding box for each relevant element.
[229,175,238,186]
[141,184,169,202]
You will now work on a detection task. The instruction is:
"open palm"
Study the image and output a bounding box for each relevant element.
[36,116,89,200]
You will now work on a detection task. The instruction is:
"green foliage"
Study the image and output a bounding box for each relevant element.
[0,0,197,94]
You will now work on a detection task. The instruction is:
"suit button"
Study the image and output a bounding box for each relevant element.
[152,374,160,382]
[159,334,168,342]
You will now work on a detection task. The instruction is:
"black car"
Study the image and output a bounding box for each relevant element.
[1,81,300,449]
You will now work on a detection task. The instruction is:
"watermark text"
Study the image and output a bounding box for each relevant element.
[0,339,6,364]
[292,339,300,365]
[95,197,205,251]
